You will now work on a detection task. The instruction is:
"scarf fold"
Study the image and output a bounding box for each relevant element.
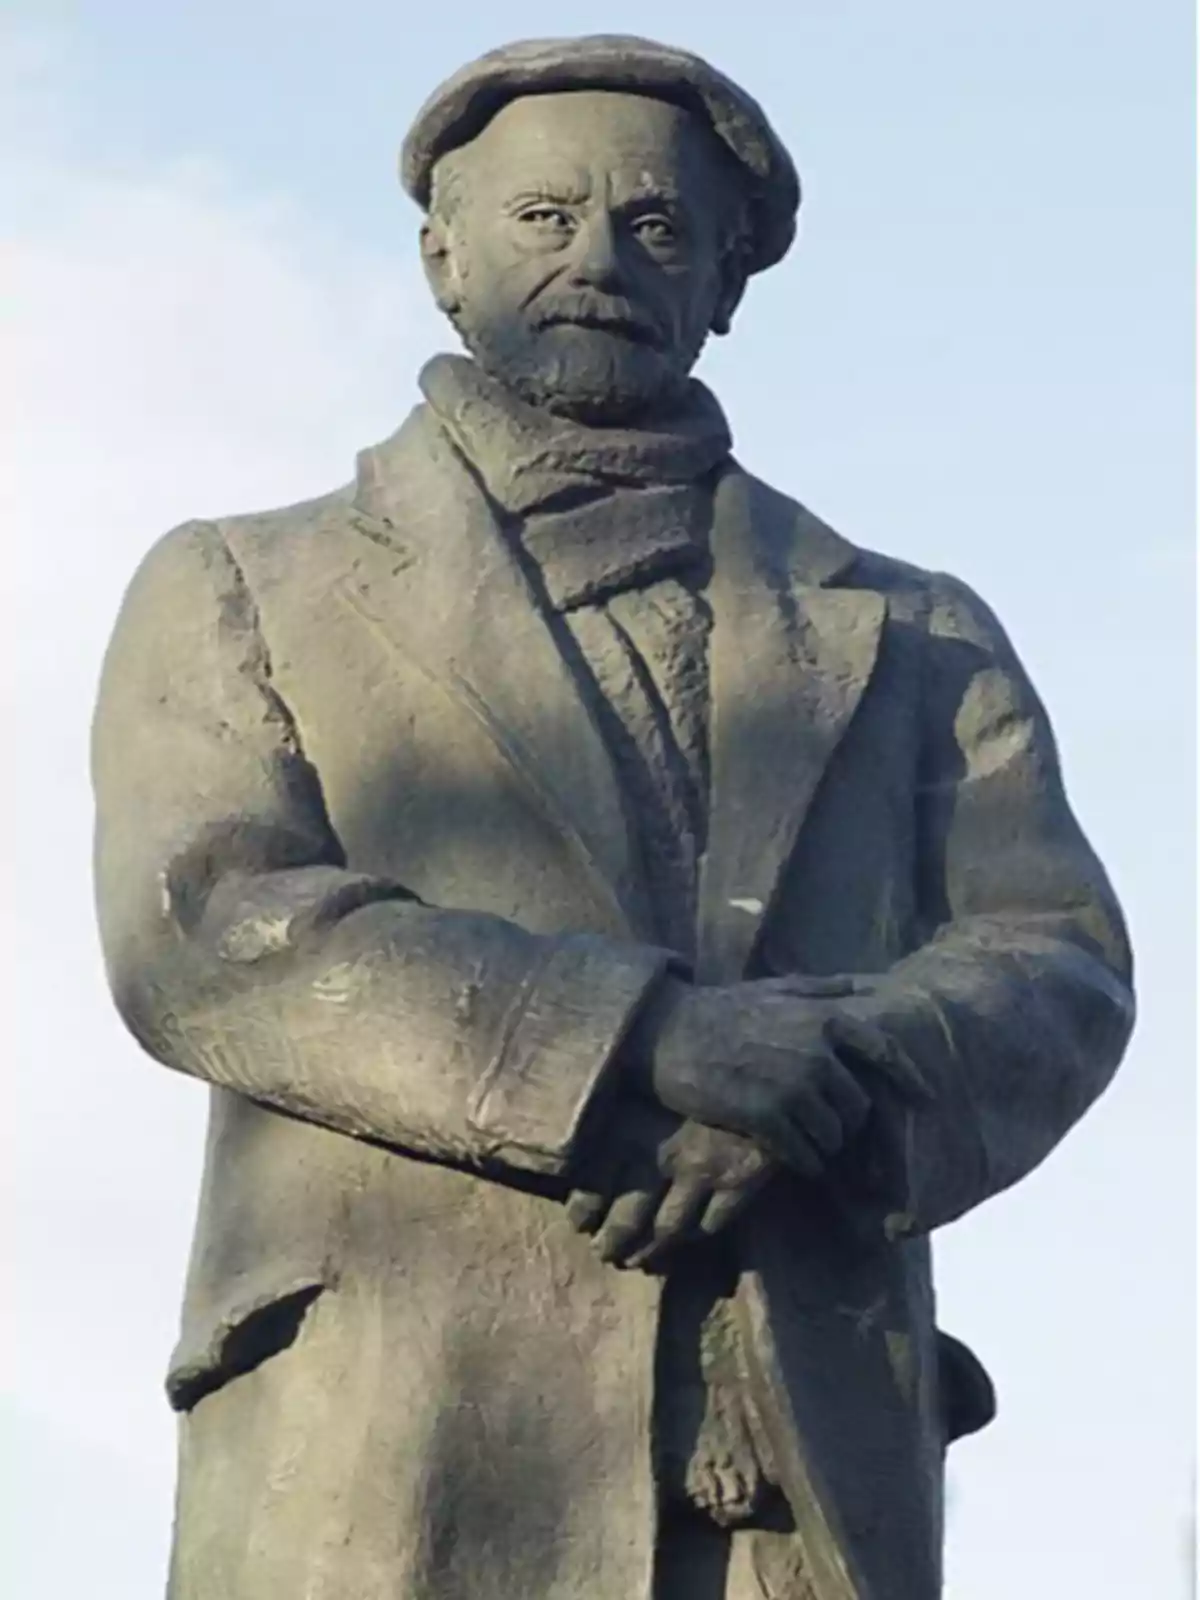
[419,354,730,610]
[418,352,732,515]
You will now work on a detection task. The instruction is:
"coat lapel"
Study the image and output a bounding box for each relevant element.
[338,407,646,940]
[697,468,887,983]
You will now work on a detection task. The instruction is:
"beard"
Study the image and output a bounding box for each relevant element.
[453,309,707,425]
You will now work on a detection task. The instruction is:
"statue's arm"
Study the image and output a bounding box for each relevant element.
[92,519,673,1180]
[835,572,1135,1238]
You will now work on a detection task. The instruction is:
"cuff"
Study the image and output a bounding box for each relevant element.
[467,934,677,1175]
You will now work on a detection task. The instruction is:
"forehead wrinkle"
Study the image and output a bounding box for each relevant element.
[501,169,593,206]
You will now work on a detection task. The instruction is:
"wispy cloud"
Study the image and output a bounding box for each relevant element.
[3,23,441,1596]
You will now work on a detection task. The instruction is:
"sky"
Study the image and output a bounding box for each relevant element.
[2,3,1194,1597]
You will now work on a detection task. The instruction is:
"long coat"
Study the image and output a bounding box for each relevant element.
[92,405,1134,1599]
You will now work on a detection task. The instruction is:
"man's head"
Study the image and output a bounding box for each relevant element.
[402,38,799,424]
[420,90,750,422]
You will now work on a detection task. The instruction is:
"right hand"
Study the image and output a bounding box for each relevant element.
[566,1104,776,1269]
[626,976,925,1179]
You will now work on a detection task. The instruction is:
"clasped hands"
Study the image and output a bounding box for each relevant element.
[567,973,928,1270]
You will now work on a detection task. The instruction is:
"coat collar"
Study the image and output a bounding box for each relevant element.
[696,467,885,980]
[348,410,885,972]
[348,407,650,940]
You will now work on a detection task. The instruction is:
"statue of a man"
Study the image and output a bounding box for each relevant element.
[92,35,1134,1600]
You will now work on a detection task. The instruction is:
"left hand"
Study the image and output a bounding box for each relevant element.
[566,1099,775,1270]
[623,973,930,1177]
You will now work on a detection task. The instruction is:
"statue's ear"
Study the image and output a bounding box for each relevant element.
[420,218,463,317]
[710,256,749,338]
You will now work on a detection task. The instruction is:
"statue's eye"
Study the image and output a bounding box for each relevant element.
[631,215,678,247]
[519,205,575,232]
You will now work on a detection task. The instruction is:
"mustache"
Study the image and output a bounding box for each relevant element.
[530,296,664,349]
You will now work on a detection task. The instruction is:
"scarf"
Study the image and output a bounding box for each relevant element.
[418,352,732,511]
[419,354,732,611]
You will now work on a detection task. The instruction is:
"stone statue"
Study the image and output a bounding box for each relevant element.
[91,34,1135,1600]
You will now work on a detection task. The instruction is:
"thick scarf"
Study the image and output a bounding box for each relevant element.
[419,354,731,611]
[418,352,732,511]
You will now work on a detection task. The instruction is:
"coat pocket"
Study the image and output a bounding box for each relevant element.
[167,1269,329,1412]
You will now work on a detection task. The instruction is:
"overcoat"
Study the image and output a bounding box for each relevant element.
[92,405,1134,1599]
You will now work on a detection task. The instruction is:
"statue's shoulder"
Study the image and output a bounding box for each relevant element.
[213,407,443,572]
[735,463,942,606]
[115,479,352,624]
[212,479,358,562]
[741,466,1015,661]
[177,406,427,554]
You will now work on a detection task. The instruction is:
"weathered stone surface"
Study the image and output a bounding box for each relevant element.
[92,34,1134,1600]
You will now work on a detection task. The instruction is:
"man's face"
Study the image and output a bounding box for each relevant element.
[422,90,745,423]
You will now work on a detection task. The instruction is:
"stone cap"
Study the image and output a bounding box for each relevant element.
[400,34,801,274]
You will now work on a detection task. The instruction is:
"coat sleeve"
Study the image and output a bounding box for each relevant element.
[834,571,1135,1239]
[92,518,673,1179]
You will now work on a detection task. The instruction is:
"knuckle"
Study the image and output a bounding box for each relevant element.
[596,1224,639,1261]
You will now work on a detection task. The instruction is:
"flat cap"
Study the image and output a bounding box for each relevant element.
[400,35,800,275]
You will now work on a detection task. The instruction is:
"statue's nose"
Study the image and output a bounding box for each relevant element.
[568,211,622,290]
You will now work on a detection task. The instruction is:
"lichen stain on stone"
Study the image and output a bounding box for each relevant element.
[884,1210,916,1241]
[884,1329,917,1405]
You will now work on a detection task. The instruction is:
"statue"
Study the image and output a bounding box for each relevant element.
[91,35,1135,1600]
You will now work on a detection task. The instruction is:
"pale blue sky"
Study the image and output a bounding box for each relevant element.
[4,3,1195,1597]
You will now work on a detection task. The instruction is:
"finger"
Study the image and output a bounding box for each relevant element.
[789,1083,848,1157]
[827,1015,932,1104]
[565,1189,610,1235]
[626,1179,711,1269]
[809,1044,873,1135]
[763,1116,826,1180]
[592,1186,664,1266]
[697,1181,764,1239]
